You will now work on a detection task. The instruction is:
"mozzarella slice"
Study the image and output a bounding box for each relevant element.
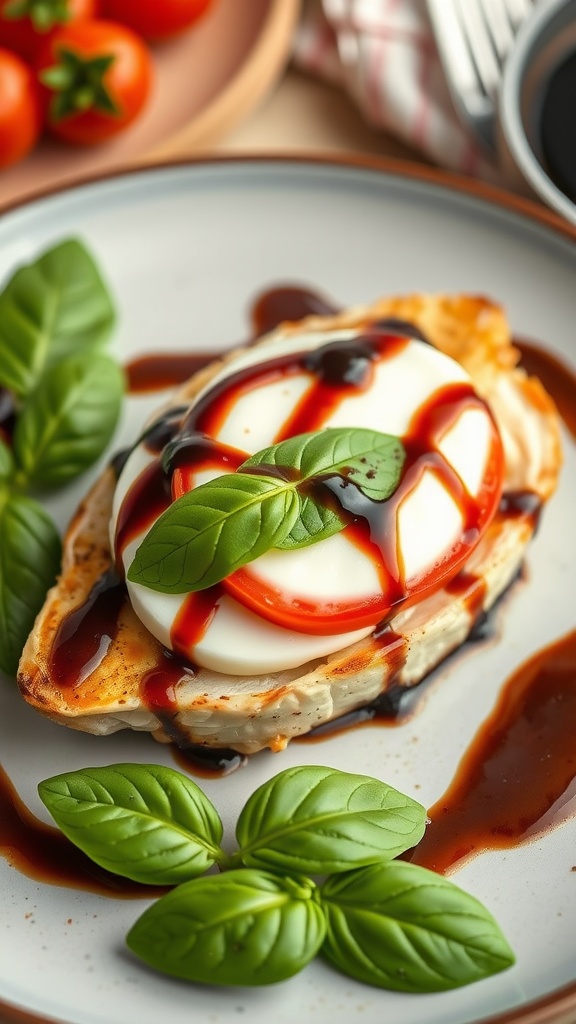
[112,326,504,674]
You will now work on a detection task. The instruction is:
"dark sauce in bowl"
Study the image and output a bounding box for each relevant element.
[540,49,576,203]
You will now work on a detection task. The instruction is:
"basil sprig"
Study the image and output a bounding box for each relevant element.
[38,763,515,991]
[128,427,406,594]
[0,238,120,676]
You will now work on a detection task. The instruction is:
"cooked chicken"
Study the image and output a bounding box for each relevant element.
[17,294,562,755]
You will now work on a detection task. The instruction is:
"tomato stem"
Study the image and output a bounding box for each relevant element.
[3,0,73,31]
[40,47,119,122]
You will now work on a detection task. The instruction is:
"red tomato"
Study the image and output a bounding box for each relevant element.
[101,0,213,41]
[0,0,97,64]
[0,47,41,167]
[37,19,153,144]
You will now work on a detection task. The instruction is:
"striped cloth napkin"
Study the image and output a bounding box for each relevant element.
[294,0,498,181]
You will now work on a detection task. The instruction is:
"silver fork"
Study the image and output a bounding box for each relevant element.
[426,0,538,154]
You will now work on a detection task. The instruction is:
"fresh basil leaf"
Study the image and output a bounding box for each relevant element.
[320,860,515,992]
[244,426,405,550]
[235,765,426,875]
[38,763,226,884]
[13,353,124,489]
[243,427,406,503]
[127,473,299,594]
[128,427,406,594]
[278,487,344,548]
[0,438,14,480]
[127,869,326,986]
[0,492,61,675]
[0,239,115,397]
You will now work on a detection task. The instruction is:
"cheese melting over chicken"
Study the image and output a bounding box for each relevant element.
[111,326,504,675]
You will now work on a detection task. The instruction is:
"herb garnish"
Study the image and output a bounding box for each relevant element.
[0,238,120,675]
[39,763,515,991]
[127,427,406,594]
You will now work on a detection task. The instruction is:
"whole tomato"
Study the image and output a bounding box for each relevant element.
[37,19,153,144]
[101,0,214,41]
[0,0,97,64]
[0,47,41,167]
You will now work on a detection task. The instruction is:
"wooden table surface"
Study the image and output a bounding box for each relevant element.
[216,65,427,165]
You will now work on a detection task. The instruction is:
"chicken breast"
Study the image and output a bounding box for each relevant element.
[17,294,562,755]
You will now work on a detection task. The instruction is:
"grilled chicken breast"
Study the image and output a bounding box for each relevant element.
[17,294,562,755]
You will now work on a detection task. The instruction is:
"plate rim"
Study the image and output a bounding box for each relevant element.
[1,150,576,245]
[0,151,575,1024]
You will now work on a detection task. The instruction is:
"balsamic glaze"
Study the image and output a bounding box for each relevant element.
[0,764,164,898]
[408,628,576,874]
[250,283,339,335]
[125,354,216,393]
[49,568,126,693]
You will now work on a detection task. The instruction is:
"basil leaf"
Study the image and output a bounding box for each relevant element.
[128,427,406,595]
[13,353,124,489]
[127,473,300,594]
[0,239,115,397]
[38,763,225,884]
[320,861,515,992]
[235,765,426,875]
[0,438,14,480]
[0,492,61,675]
[127,869,326,986]
[244,426,405,550]
[243,427,406,502]
[279,488,344,548]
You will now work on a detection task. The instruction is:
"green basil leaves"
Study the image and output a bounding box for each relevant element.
[320,861,515,992]
[234,764,426,873]
[0,238,115,398]
[127,427,406,594]
[39,762,515,992]
[128,869,327,987]
[0,238,120,677]
[0,493,61,674]
[12,353,124,489]
[38,763,226,884]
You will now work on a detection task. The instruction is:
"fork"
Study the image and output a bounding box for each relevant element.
[426,0,538,154]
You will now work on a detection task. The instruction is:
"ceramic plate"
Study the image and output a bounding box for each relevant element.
[0,0,299,209]
[0,157,575,1024]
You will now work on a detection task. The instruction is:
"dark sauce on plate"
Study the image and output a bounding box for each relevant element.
[0,764,164,898]
[408,628,576,873]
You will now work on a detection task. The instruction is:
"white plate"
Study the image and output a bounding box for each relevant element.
[0,157,575,1024]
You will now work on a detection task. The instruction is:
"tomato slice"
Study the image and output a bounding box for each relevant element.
[223,559,392,635]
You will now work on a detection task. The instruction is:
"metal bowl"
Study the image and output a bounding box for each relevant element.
[498,0,576,224]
